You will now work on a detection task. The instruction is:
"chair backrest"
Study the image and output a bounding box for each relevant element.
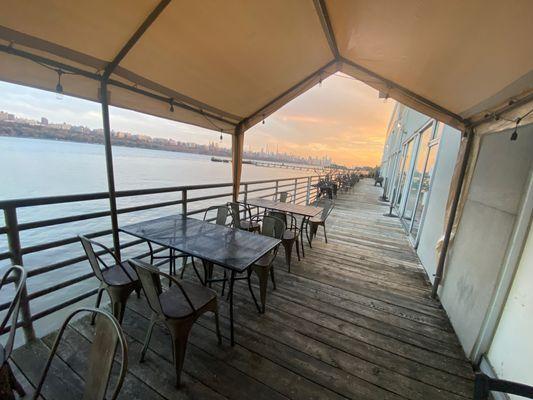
[204,205,229,226]
[261,215,286,240]
[34,308,127,400]
[129,259,195,316]
[473,373,533,399]
[0,265,27,362]
[317,199,334,221]
[278,191,292,203]
[79,235,135,285]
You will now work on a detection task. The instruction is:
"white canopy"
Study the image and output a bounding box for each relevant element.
[1,0,532,133]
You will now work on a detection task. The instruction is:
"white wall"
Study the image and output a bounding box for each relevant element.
[439,125,533,357]
[487,223,533,398]
[417,126,461,281]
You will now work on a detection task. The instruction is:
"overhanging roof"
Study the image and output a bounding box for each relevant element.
[0,0,532,133]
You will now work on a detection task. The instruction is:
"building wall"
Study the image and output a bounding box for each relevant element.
[487,222,533,398]
[416,126,461,281]
[439,125,533,357]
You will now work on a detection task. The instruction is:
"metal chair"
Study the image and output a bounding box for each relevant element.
[278,191,292,203]
[130,259,221,387]
[473,373,533,399]
[267,210,300,272]
[0,265,27,400]
[306,199,334,246]
[79,235,140,324]
[247,215,285,313]
[181,205,230,289]
[228,202,261,233]
[33,308,127,400]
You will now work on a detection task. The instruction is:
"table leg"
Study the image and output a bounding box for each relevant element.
[229,270,236,346]
[299,217,307,257]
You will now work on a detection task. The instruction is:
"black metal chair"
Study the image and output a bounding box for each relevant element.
[247,215,285,313]
[32,308,127,400]
[278,191,292,203]
[79,235,140,323]
[130,259,221,387]
[228,202,261,233]
[306,199,334,246]
[267,210,300,272]
[0,265,27,400]
[473,373,533,399]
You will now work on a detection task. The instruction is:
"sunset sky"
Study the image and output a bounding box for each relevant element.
[0,74,395,166]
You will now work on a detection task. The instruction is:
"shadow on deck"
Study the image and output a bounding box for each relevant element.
[10,179,474,400]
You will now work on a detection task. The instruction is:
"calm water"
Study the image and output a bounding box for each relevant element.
[0,136,307,336]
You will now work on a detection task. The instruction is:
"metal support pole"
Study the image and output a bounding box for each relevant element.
[431,127,475,298]
[293,178,298,203]
[243,183,248,203]
[181,189,187,216]
[100,81,121,260]
[4,207,36,341]
[306,176,312,205]
[274,180,279,200]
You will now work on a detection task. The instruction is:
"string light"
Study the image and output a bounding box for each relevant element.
[262,114,266,124]
[169,98,174,112]
[510,118,521,141]
[219,129,223,141]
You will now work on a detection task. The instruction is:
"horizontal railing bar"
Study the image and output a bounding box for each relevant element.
[187,192,233,204]
[21,229,111,255]
[0,251,11,261]
[244,186,277,195]
[0,175,317,209]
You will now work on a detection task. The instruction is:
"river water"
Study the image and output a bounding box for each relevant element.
[0,136,309,336]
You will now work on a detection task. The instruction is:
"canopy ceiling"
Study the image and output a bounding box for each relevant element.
[0,0,532,133]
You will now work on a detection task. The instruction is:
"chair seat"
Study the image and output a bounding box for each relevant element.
[240,220,260,231]
[159,281,217,319]
[101,262,138,286]
[309,217,324,224]
[282,230,299,241]
[253,251,276,268]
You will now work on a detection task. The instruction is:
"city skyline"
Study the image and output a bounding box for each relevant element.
[0,74,395,166]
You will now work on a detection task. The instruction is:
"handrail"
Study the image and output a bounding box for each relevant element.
[0,172,341,341]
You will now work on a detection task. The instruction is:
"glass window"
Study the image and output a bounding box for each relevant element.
[396,140,414,207]
[411,142,438,237]
[403,127,432,221]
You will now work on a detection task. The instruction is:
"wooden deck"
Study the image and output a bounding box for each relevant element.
[10,179,474,400]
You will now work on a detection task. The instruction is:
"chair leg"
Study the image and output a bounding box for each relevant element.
[322,223,328,243]
[221,269,227,297]
[180,256,187,279]
[282,240,293,272]
[213,304,222,345]
[108,286,132,324]
[270,266,276,290]
[247,269,261,313]
[295,237,301,262]
[255,267,270,314]
[140,314,158,362]
[166,320,194,387]
[91,285,105,325]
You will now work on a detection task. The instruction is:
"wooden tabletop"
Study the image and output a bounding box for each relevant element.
[245,198,322,218]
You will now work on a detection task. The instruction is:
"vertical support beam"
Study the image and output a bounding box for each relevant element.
[4,207,36,341]
[232,124,244,202]
[181,189,187,216]
[274,180,279,199]
[293,178,298,203]
[243,184,248,203]
[431,127,475,298]
[306,176,312,205]
[100,81,121,260]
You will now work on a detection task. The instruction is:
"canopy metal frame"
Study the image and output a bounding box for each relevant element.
[1,0,530,318]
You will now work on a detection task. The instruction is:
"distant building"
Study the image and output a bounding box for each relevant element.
[41,117,49,125]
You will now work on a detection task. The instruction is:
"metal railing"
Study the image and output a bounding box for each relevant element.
[0,174,327,341]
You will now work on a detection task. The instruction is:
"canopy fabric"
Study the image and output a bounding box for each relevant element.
[0,0,532,133]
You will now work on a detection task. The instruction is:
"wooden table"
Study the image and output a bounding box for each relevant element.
[244,198,323,256]
[120,214,280,345]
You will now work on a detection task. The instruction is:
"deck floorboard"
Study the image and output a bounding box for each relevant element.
[11,179,474,399]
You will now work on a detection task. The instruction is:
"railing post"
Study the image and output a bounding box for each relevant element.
[244,183,248,203]
[274,180,279,200]
[293,178,298,203]
[306,176,312,205]
[181,189,187,216]
[4,207,36,342]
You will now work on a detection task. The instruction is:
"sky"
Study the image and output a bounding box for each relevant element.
[0,73,395,167]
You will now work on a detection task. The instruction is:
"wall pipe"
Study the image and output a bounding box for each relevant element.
[431,127,475,298]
